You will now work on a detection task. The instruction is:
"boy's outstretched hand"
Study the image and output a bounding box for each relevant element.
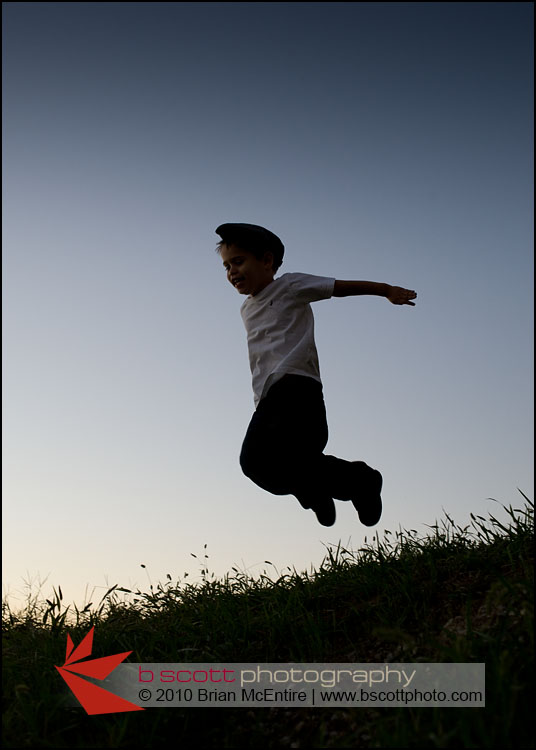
[387,286,417,306]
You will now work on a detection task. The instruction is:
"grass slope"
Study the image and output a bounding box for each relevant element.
[3,494,533,748]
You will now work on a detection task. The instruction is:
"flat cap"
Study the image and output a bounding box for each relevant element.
[215,222,284,261]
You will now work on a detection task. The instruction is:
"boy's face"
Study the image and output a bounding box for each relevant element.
[220,243,275,297]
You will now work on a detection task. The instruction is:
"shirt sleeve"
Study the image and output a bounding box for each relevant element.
[286,272,336,303]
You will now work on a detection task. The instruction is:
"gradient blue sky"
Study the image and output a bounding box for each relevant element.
[3,2,533,611]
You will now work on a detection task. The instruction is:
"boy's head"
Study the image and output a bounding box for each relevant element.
[215,223,284,271]
[216,223,285,297]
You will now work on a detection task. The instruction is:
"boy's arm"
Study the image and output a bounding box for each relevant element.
[333,280,417,306]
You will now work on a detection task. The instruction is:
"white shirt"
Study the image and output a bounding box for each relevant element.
[240,272,335,406]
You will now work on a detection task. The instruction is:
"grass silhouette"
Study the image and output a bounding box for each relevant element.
[3,492,533,748]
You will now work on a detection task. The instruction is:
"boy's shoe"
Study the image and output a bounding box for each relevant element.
[312,496,336,527]
[297,495,336,527]
[350,464,383,527]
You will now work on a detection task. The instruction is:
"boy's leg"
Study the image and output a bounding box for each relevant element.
[322,456,383,527]
[239,374,382,527]
[239,375,336,525]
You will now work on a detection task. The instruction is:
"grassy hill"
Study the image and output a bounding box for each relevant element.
[3,493,533,748]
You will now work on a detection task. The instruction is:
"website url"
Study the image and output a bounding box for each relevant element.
[320,688,484,704]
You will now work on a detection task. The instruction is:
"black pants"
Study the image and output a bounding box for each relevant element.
[239,375,358,505]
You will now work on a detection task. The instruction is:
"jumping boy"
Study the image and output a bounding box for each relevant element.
[216,222,417,528]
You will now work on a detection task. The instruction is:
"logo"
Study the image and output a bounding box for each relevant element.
[56,627,144,715]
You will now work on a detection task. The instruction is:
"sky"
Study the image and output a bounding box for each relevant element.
[3,2,534,613]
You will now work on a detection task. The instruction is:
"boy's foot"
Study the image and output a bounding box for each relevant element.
[350,464,383,527]
[312,496,336,527]
[297,495,336,527]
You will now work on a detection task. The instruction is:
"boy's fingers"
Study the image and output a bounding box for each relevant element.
[390,289,416,305]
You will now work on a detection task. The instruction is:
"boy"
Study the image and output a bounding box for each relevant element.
[216,222,417,527]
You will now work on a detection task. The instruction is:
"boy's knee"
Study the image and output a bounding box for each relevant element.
[239,442,267,482]
[239,447,255,480]
[239,446,290,495]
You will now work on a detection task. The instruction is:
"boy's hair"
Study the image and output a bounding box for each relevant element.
[215,223,285,272]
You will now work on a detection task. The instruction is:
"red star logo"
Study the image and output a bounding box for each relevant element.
[56,627,144,715]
